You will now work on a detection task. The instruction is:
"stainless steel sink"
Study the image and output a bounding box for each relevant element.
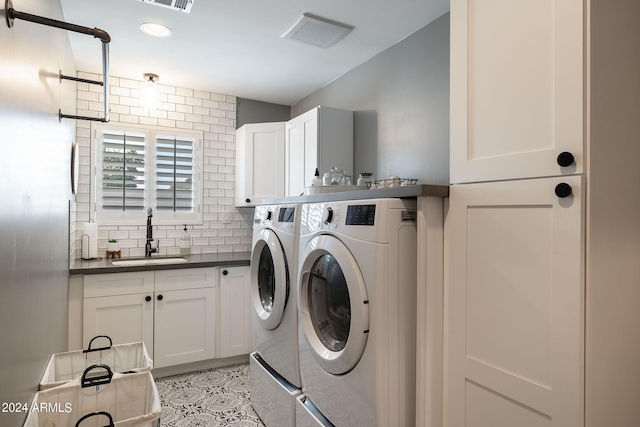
[111,257,187,267]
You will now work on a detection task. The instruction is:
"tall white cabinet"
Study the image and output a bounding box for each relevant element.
[285,106,353,196]
[447,1,640,426]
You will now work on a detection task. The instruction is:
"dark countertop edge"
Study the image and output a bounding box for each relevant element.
[69,252,252,275]
[262,184,449,205]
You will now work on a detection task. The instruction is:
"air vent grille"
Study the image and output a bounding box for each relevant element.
[282,13,353,49]
[137,0,194,13]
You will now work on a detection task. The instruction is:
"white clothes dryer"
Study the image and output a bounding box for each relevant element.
[297,198,418,427]
[250,204,302,426]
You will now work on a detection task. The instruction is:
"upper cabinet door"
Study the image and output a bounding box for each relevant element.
[235,122,285,206]
[285,106,353,196]
[450,0,584,184]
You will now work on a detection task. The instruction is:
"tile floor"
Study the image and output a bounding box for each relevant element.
[155,363,266,427]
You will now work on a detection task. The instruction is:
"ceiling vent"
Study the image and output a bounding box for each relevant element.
[282,13,353,49]
[137,0,194,13]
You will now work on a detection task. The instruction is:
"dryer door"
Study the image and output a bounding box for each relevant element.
[298,234,370,375]
[251,228,289,330]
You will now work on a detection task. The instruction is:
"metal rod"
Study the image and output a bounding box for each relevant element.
[102,42,110,123]
[7,0,111,122]
[7,6,110,42]
[60,73,104,86]
[59,110,107,123]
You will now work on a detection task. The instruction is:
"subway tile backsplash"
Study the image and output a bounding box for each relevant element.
[70,72,253,260]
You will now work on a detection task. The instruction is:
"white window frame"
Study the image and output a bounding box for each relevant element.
[91,122,203,226]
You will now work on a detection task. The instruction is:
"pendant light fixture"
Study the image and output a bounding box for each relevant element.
[140,73,160,109]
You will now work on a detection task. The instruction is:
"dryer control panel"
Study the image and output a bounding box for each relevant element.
[345,204,376,226]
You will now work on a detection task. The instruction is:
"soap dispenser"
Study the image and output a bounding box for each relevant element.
[311,168,322,186]
[180,225,191,256]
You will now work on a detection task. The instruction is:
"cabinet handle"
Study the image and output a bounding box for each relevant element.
[222,270,228,275]
[246,198,251,203]
[557,152,575,167]
[555,183,573,198]
[145,296,151,302]
[157,294,163,301]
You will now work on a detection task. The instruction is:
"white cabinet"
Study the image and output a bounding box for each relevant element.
[447,176,584,427]
[218,266,253,358]
[83,293,154,356]
[83,268,218,369]
[153,268,217,368]
[83,272,155,357]
[450,0,583,184]
[446,1,640,426]
[235,122,285,207]
[285,106,353,196]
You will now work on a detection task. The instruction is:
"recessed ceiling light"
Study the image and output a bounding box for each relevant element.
[140,22,172,38]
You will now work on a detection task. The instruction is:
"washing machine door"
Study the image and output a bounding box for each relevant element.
[298,234,370,375]
[251,228,289,330]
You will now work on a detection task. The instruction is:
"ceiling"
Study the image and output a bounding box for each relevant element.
[58,0,449,106]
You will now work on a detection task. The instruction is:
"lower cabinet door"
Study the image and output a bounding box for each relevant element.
[153,288,216,368]
[83,293,154,358]
[447,175,584,426]
[219,266,253,358]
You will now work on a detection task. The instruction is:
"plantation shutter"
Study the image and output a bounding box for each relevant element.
[156,135,194,212]
[101,130,146,211]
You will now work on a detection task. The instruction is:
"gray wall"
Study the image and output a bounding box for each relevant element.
[237,97,291,128]
[293,13,450,185]
[0,1,76,424]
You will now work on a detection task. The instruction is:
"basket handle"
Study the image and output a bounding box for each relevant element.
[75,411,115,427]
[81,364,113,388]
[83,335,113,354]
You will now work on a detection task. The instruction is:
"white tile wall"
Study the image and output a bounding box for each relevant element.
[70,72,253,260]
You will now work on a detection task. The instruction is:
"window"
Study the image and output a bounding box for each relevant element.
[92,123,202,225]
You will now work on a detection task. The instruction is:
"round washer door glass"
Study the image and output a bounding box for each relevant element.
[308,254,350,352]
[251,228,288,330]
[257,244,276,312]
[299,235,369,375]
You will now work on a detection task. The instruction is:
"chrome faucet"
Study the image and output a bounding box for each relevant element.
[145,207,159,257]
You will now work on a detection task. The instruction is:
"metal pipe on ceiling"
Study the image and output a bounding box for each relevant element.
[5,0,111,122]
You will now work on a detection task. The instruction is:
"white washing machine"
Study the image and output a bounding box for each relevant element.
[250,204,302,427]
[297,198,418,427]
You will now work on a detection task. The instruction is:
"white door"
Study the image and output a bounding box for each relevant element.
[235,122,285,206]
[219,266,253,358]
[450,0,584,183]
[153,288,216,368]
[285,108,318,196]
[83,294,154,358]
[447,176,584,426]
[250,229,289,330]
[298,235,369,375]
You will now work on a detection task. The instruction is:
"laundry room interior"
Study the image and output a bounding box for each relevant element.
[2,0,640,426]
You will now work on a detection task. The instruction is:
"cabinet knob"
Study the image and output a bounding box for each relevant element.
[145,296,151,302]
[557,152,575,167]
[555,183,573,198]
[245,198,251,203]
[157,294,163,301]
[222,270,228,276]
